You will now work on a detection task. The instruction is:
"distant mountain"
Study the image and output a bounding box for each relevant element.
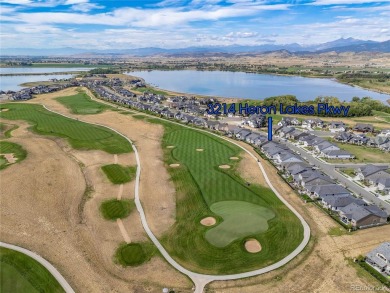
[317,40,390,53]
[310,37,378,51]
[1,38,389,56]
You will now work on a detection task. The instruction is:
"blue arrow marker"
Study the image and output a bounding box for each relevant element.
[268,117,273,141]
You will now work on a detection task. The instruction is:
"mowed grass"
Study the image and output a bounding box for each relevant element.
[100,199,135,220]
[141,117,303,274]
[0,247,64,293]
[205,201,275,248]
[56,91,112,114]
[0,141,27,170]
[0,103,132,154]
[115,242,157,267]
[101,164,136,184]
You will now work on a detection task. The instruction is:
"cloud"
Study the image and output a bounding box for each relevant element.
[309,0,390,5]
[225,31,259,38]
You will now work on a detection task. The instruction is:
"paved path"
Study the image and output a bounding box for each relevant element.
[279,139,390,214]
[116,219,131,243]
[0,241,75,293]
[40,101,310,292]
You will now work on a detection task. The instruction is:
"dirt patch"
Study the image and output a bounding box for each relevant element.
[219,165,231,169]
[244,239,262,253]
[166,145,175,148]
[200,217,216,226]
[169,164,180,167]
[0,153,16,164]
[196,148,204,152]
[230,157,239,160]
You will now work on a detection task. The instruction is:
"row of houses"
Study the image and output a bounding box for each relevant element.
[275,126,355,159]
[9,81,79,100]
[334,131,390,152]
[261,141,388,228]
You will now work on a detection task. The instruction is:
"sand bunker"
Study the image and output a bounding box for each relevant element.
[196,149,204,152]
[200,217,216,226]
[1,153,16,164]
[166,145,175,148]
[219,165,231,169]
[169,164,180,167]
[0,108,9,112]
[230,157,239,160]
[245,239,262,253]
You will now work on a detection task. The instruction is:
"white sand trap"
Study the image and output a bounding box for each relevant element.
[0,108,9,112]
[167,145,175,148]
[219,165,231,169]
[196,149,204,152]
[230,157,239,160]
[245,239,262,253]
[1,153,16,164]
[200,217,216,226]
[169,163,180,167]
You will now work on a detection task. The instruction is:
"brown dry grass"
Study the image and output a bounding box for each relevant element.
[1,89,191,292]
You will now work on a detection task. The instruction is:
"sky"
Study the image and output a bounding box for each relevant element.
[0,0,389,49]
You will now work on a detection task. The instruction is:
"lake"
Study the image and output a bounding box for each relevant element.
[127,70,390,102]
[0,67,92,91]
[0,74,75,91]
[0,67,92,74]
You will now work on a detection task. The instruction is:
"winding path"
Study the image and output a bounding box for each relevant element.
[0,241,75,293]
[40,102,310,293]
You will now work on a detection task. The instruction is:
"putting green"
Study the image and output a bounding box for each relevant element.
[205,201,275,248]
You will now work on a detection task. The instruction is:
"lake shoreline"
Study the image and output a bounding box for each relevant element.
[126,70,390,103]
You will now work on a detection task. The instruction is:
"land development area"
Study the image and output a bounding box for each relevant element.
[1,65,390,293]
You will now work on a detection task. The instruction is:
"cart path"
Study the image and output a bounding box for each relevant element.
[0,241,75,293]
[40,103,310,293]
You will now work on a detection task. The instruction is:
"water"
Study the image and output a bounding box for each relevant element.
[0,67,92,74]
[0,74,75,91]
[127,70,390,102]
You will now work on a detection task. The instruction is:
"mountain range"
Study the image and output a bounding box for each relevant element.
[1,38,390,57]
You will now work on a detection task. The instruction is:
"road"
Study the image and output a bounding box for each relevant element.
[277,138,390,214]
[41,101,310,293]
[0,241,75,293]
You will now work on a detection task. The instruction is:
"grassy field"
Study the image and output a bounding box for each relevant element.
[340,168,356,177]
[0,141,27,170]
[100,199,135,220]
[56,91,113,114]
[0,103,132,154]
[0,247,64,293]
[136,116,303,274]
[115,242,157,267]
[133,86,170,96]
[330,142,390,163]
[101,164,136,184]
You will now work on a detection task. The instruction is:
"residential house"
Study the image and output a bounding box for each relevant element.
[338,203,388,227]
[353,123,374,133]
[356,164,390,185]
[321,194,365,211]
[329,121,346,133]
[323,150,355,159]
[334,131,353,143]
[307,183,349,199]
[366,242,390,276]
[235,129,252,140]
[377,177,390,195]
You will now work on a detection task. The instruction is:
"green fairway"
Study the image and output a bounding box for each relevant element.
[205,201,275,248]
[0,103,132,154]
[101,164,136,184]
[0,141,27,170]
[0,247,64,293]
[100,199,134,220]
[115,242,156,267]
[138,117,304,274]
[56,91,112,114]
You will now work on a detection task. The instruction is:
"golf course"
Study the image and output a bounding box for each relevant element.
[0,91,305,277]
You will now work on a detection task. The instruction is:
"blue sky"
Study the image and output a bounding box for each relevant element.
[1,0,389,49]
